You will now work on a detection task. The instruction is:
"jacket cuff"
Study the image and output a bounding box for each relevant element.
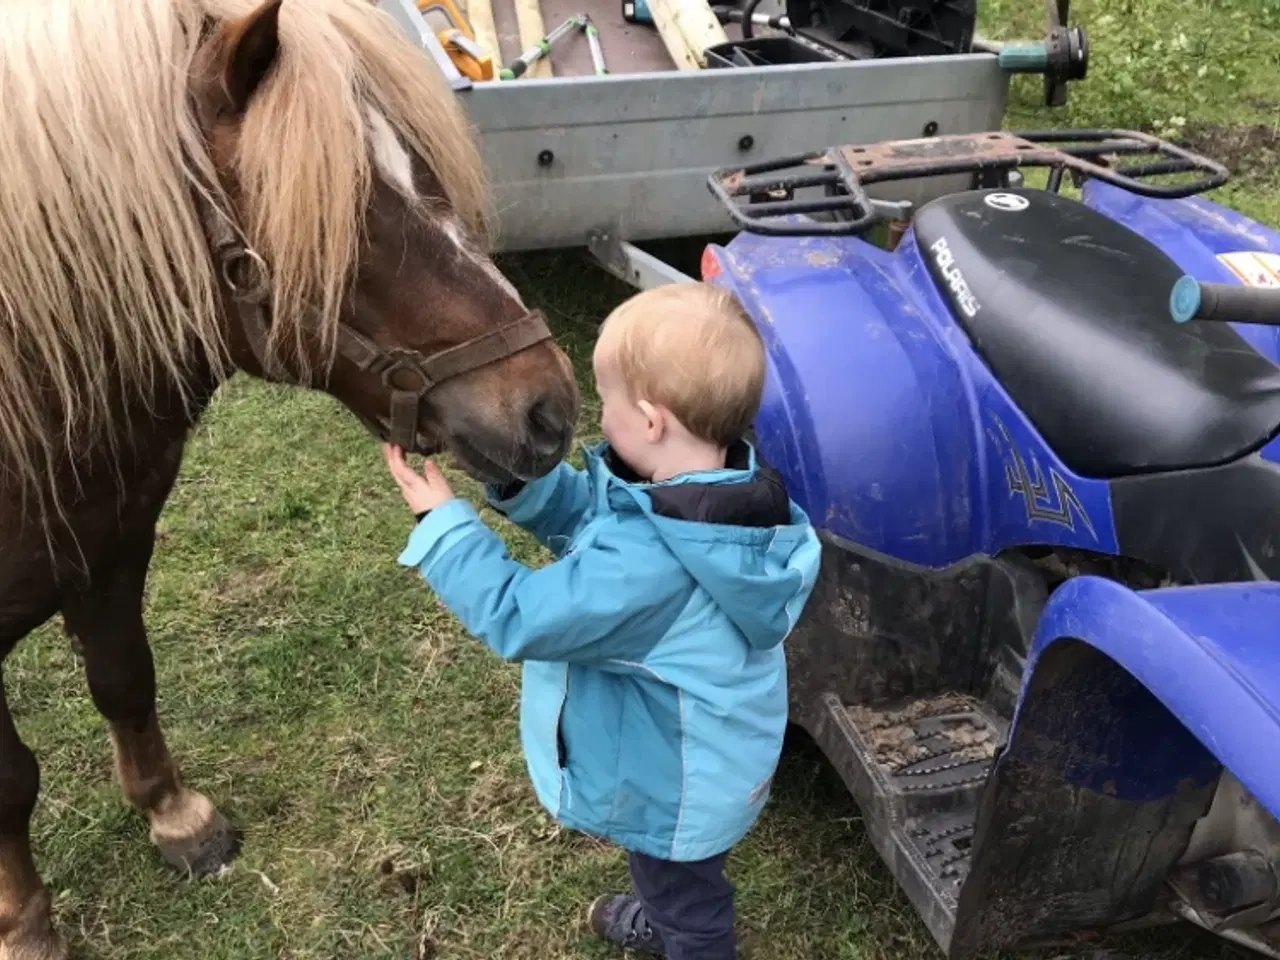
[397,498,481,570]
[484,479,527,508]
[486,471,562,526]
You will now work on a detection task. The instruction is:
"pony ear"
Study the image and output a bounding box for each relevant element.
[221,0,284,115]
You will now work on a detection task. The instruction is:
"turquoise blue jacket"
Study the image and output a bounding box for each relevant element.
[397,440,821,861]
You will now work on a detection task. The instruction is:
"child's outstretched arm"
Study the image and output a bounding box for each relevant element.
[384,445,687,663]
[399,497,688,663]
[483,459,593,555]
[383,444,590,555]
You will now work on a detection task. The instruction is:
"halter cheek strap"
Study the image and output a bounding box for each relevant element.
[331,313,554,450]
[202,203,553,451]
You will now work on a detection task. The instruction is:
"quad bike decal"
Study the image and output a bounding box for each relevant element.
[991,414,1096,539]
[1217,250,1280,288]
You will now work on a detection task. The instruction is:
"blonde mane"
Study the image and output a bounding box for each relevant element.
[0,0,489,501]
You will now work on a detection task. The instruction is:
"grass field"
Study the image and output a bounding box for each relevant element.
[9,2,1280,958]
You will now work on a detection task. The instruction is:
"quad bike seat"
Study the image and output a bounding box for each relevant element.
[914,188,1280,477]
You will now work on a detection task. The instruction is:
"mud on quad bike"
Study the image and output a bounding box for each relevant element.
[702,130,1280,957]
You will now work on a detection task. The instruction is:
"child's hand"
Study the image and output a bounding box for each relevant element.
[383,444,455,515]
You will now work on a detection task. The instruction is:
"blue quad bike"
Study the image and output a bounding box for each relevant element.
[702,130,1280,957]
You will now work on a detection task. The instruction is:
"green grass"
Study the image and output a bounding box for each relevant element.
[9,4,1280,958]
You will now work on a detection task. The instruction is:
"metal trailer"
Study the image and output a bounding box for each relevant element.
[378,0,1085,286]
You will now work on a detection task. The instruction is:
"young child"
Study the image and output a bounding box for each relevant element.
[383,282,820,959]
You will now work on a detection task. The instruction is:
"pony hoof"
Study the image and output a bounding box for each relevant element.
[0,935,68,960]
[0,893,68,960]
[153,804,242,877]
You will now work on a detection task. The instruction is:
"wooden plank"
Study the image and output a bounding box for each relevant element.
[641,0,702,70]
[652,0,727,67]
[513,0,554,76]
[489,0,524,67]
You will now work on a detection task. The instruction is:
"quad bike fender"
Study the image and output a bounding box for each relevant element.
[705,232,984,566]
[1020,575,1280,814]
[951,576,1280,955]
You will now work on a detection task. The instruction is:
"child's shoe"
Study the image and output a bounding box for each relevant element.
[587,894,666,953]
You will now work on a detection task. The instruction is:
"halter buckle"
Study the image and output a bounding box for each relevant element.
[219,245,270,305]
[376,352,435,395]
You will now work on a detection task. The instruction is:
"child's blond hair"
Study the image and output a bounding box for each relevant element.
[598,282,765,447]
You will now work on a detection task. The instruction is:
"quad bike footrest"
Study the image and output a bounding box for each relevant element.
[808,691,1008,948]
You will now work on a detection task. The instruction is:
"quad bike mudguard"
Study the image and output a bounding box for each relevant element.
[953,577,1280,954]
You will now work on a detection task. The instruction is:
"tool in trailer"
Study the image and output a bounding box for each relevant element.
[434,0,503,78]
[628,0,788,30]
[416,0,498,81]
[423,28,473,88]
[382,0,474,89]
[714,6,790,29]
[583,16,609,75]
[499,14,594,79]
[416,0,471,32]
[514,0,554,77]
[439,27,496,79]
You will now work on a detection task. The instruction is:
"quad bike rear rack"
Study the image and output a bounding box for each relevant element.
[707,128,1230,236]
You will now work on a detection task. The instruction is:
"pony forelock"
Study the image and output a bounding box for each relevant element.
[0,0,490,512]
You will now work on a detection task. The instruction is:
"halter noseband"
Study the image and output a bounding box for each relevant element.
[205,207,553,451]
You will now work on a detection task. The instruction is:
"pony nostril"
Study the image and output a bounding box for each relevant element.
[526,397,569,454]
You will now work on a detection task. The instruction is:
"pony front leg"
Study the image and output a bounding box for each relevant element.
[106,713,239,875]
[0,672,65,960]
[61,528,239,877]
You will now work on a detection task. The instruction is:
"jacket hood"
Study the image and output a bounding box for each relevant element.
[587,440,821,650]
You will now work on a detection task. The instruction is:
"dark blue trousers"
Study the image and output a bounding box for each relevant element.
[628,849,736,959]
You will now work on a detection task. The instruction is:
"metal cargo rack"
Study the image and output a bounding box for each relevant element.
[379,0,1088,285]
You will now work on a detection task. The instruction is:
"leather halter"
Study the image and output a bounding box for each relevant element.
[203,205,553,451]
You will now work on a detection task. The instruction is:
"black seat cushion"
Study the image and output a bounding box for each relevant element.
[914,189,1280,478]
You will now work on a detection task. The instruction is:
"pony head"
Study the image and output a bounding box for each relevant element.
[191,0,579,480]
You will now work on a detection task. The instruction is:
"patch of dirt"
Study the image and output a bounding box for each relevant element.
[941,722,998,760]
[375,850,432,897]
[1177,123,1280,177]
[210,564,281,605]
[463,765,532,821]
[847,694,997,771]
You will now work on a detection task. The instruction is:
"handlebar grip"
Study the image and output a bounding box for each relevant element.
[1170,276,1280,326]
